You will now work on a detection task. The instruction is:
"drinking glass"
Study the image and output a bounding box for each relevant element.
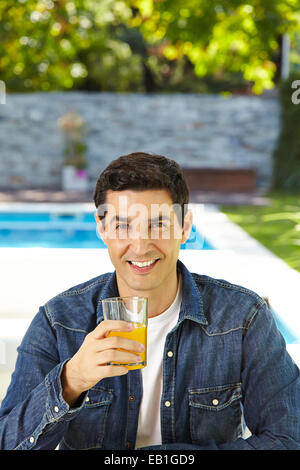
[102,296,148,370]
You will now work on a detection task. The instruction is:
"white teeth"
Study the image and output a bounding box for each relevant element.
[131,259,157,267]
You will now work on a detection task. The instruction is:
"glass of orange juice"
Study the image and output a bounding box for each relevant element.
[102,296,148,370]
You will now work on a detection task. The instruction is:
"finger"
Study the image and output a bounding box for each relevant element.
[96,335,145,353]
[91,320,134,339]
[97,349,142,366]
[100,364,129,378]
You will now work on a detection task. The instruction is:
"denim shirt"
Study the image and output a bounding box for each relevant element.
[0,260,299,450]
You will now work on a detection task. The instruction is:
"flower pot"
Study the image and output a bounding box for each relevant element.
[62,165,89,191]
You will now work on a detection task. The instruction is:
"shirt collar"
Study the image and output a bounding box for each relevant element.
[96,259,208,326]
[177,259,208,326]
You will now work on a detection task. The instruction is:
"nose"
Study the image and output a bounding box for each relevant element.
[129,228,151,254]
[128,220,154,252]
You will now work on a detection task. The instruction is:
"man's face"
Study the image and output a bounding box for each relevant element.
[95,189,192,296]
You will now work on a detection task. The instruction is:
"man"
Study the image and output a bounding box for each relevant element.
[0,152,299,450]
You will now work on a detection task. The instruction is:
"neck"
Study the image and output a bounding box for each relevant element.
[116,270,179,318]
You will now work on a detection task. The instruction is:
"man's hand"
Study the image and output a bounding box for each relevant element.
[61,320,144,407]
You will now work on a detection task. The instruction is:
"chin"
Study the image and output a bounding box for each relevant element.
[126,276,158,292]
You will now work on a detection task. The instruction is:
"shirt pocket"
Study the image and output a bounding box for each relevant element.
[62,387,114,450]
[188,383,242,445]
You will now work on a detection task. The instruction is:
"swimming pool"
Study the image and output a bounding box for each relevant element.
[273,310,300,345]
[0,211,213,250]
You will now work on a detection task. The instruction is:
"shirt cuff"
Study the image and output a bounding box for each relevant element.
[44,359,88,423]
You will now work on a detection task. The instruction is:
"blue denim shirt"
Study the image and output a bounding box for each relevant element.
[0,260,299,450]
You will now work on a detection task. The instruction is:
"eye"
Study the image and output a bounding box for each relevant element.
[151,221,168,231]
[150,222,161,229]
[116,223,129,230]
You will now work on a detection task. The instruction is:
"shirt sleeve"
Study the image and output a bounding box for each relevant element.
[0,307,87,450]
[139,303,300,451]
[235,301,300,450]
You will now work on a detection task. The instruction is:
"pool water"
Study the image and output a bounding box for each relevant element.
[273,310,300,345]
[0,212,213,250]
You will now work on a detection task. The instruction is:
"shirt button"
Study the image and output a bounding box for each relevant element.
[165,400,171,407]
[54,406,59,413]
[167,351,173,357]
[125,442,131,449]
[212,399,219,406]
[29,436,34,444]
[85,396,90,402]
[129,395,135,402]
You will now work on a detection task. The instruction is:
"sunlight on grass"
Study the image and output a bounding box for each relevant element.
[221,193,300,273]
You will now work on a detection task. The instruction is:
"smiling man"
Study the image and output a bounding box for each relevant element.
[95,188,192,317]
[0,152,299,450]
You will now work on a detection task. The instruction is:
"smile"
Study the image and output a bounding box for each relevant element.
[130,259,158,267]
[127,258,160,273]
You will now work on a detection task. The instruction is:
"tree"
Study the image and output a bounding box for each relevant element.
[1,0,299,93]
[272,73,300,192]
[0,0,143,91]
[130,0,300,93]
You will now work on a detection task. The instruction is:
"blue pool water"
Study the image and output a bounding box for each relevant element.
[273,311,300,345]
[0,212,213,250]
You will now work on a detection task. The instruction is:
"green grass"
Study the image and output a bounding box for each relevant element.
[221,193,300,273]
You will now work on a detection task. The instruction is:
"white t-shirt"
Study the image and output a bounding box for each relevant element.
[135,277,182,449]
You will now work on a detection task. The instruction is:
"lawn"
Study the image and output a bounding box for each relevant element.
[221,192,300,274]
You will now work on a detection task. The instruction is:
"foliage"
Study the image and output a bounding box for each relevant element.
[0,0,143,92]
[290,29,300,73]
[222,192,300,273]
[0,0,299,93]
[272,72,300,192]
[131,0,300,94]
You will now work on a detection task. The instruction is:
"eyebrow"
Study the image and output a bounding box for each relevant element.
[109,215,171,224]
[110,215,128,223]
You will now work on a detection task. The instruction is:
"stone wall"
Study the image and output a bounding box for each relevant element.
[0,92,280,191]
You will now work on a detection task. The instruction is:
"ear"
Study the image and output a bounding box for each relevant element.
[181,210,193,245]
[94,213,107,245]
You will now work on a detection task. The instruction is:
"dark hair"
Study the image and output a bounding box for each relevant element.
[93,152,189,225]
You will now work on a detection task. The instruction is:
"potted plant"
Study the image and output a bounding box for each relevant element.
[58,111,89,191]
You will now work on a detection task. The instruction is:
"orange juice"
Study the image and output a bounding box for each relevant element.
[107,322,147,370]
